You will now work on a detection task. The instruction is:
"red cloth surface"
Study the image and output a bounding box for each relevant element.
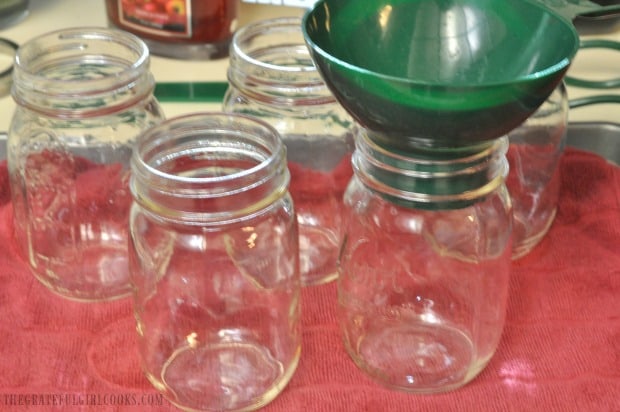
[0,147,618,412]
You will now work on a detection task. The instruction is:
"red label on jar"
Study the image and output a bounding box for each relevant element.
[117,0,192,38]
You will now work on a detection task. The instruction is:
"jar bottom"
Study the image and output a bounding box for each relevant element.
[512,207,557,259]
[345,321,490,393]
[29,244,131,302]
[150,341,300,412]
[298,224,340,286]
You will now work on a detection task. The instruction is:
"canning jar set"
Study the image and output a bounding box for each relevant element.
[6,19,566,412]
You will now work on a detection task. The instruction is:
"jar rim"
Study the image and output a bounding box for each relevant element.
[226,17,337,105]
[12,27,152,113]
[230,17,318,75]
[132,112,285,184]
[15,26,149,74]
[0,37,17,98]
[130,112,290,222]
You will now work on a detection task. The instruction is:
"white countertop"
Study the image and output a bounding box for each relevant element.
[0,0,618,132]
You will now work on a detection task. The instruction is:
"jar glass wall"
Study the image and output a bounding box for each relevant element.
[338,130,513,393]
[7,27,165,301]
[222,17,355,286]
[507,82,568,259]
[129,113,301,412]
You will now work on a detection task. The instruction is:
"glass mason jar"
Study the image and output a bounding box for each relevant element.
[129,113,301,412]
[506,82,568,259]
[338,130,513,393]
[8,27,165,301]
[222,17,355,287]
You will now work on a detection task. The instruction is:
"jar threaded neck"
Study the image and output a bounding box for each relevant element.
[226,17,336,106]
[352,130,509,209]
[131,113,290,225]
[12,27,153,118]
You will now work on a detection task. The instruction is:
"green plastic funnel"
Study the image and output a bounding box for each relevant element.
[303,0,588,150]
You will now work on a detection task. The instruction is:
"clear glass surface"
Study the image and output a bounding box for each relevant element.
[507,83,568,259]
[129,113,301,412]
[338,130,512,393]
[7,28,164,301]
[223,17,355,286]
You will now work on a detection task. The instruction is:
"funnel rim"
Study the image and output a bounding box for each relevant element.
[302,0,580,89]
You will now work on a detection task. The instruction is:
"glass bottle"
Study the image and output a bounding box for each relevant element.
[105,0,238,60]
[506,82,568,259]
[338,129,513,393]
[129,113,301,412]
[8,27,165,301]
[223,17,355,286]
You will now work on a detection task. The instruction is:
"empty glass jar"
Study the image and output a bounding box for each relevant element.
[129,113,301,412]
[338,130,513,393]
[8,27,164,301]
[506,82,568,259]
[222,17,355,286]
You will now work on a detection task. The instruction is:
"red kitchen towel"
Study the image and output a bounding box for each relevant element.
[0,147,618,412]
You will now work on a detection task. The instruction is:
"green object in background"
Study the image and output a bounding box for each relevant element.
[154,81,228,103]
[542,0,620,20]
[301,0,611,151]
[565,39,620,89]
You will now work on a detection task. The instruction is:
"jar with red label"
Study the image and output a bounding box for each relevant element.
[105,0,238,60]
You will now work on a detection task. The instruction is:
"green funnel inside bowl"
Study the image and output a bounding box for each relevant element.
[302,0,580,150]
